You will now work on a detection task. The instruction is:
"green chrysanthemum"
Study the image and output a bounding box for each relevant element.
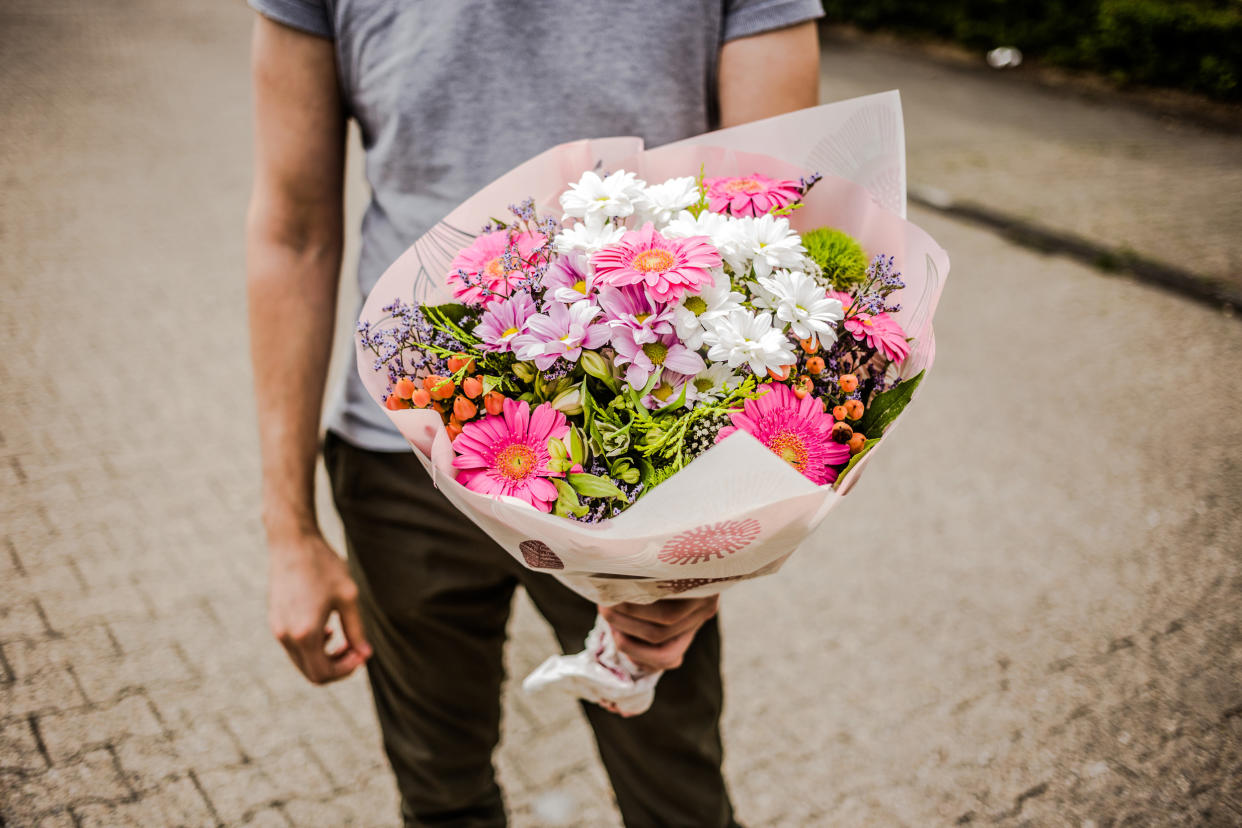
[802,227,868,290]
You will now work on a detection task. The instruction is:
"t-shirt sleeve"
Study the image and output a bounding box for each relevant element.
[722,0,825,42]
[248,0,333,39]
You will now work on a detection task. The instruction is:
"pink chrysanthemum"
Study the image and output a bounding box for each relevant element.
[473,293,536,353]
[716,383,850,485]
[451,398,569,512]
[704,173,801,217]
[591,223,720,304]
[597,284,675,345]
[844,312,910,363]
[446,231,545,306]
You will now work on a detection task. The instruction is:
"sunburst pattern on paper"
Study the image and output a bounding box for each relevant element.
[657,518,761,566]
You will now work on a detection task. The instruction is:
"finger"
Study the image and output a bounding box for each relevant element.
[300,645,365,684]
[279,636,312,679]
[615,628,697,672]
[605,604,711,645]
[334,597,373,660]
[617,596,717,626]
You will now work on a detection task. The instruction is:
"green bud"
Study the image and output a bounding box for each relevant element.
[512,362,535,383]
[610,458,641,485]
[619,466,640,485]
[567,425,586,466]
[551,384,584,416]
[549,456,574,473]
[580,350,611,381]
[547,438,569,462]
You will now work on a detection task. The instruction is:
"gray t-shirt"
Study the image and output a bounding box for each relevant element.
[250,0,824,451]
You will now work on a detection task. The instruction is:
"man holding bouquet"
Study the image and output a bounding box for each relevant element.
[246,1,824,824]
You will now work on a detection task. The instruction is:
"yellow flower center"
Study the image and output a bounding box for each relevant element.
[862,318,874,327]
[633,248,676,274]
[694,377,713,393]
[483,257,506,278]
[501,326,519,338]
[768,429,808,471]
[641,341,668,365]
[723,177,762,195]
[572,279,586,293]
[683,296,708,315]
[496,443,537,481]
[652,382,675,402]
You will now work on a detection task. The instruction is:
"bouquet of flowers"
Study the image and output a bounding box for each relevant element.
[355,94,949,715]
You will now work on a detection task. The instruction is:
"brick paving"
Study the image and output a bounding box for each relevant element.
[2,2,1240,826]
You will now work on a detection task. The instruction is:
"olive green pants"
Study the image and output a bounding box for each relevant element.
[324,432,739,827]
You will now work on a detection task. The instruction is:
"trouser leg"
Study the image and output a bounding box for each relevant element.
[519,571,740,828]
[325,432,518,828]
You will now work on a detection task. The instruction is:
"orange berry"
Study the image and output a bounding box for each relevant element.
[411,388,431,408]
[844,399,864,420]
[447,355,476,374]
[424,375,454,400]
[430,401,445,414]
[394,377,416,400]
[484,390,505,416]
[453,396,477,421]
[461,376,483,399]
[848,433,867,454]
[832,405,848,421]
[830,422,854,443]
[793,383,810,399]
[767,365,791,381]
[385,394,407,411]
[799,337,818,354]
[838,373,859,393]
[806,356,825,374]
[446,421,463,441]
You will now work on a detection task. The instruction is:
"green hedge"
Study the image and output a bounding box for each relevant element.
[821,0,1242,100]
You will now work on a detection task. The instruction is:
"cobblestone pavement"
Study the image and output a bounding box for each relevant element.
[2,2,1240,826]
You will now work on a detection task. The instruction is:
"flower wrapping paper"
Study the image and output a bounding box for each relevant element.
[356,92,950,713]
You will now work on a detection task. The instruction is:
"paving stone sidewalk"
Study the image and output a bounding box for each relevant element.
[2,2,1240,826]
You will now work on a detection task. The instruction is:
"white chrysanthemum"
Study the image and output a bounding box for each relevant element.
[672,269,745,349]
[726,214,806,279]
[634,177,700,228]
[553,221,626,256]
[663,210,743,260]
[751,269,845,342]
[559,170,647,230]
[701,308,797,377]
[689,362,742,401]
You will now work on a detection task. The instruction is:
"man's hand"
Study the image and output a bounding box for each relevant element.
[268,533,371,684]
[599,596,719,672]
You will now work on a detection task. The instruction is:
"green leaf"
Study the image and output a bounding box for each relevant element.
[653,380,690,415]
[567,472,626,499]
[833,438,879,488]
[552,479,588,518]
[424,302,469,327]
[482,375,499,395]
[857,370,924,438]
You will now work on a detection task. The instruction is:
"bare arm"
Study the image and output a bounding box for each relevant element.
[247,15,369,683]
[602,21,821,673]
[718,20,820,129]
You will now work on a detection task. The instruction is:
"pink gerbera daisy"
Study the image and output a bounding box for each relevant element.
[446,231,545,306]
[844,312,910,363]
[451,398,569,512]
[704,173,802,217]
[592,223,720,304]
[716,383,850,485]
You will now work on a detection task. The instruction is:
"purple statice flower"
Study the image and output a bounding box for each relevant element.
[597,285,675,346]
[541,253,595,303]
[474,293,536,353]
[511,299,610,370]
[611,329,705,390]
